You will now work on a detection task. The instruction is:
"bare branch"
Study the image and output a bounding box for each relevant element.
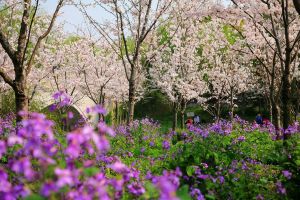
[23,0,40,64]
[0,31,18,66]
[26,0,64,75]
[16,0,31,63]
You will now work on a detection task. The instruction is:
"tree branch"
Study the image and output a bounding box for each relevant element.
[23,0,40,64]
[0,31,18,66]
[26,0,64,75]
[0,68,14,88]
[16,0,31,64]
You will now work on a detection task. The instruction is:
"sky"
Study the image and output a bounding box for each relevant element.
[42,0,110,33]
[43,0,231,33]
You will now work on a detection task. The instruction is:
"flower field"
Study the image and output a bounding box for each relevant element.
[1,0,300,199]
[1,99,300,199]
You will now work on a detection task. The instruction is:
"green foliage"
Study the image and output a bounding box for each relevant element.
[24,194,45,200]
[0,90,15,116]
[222,24,240,45]
[64,35,82,45]
[177,185,193,200]
[84,167,100,177]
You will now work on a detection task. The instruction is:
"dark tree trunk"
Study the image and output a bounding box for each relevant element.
[281,55,292,132]
[0,0,63,124]
[230,88,234,121]
[216,98,221,122]
[15,88,28,123]
[127,68,136,124]
[294,0,300,15]
[180,99,187,129]
[14,68,28,123]
[172,102,178,131]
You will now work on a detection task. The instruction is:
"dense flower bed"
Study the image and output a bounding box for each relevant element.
[0,93,300,199]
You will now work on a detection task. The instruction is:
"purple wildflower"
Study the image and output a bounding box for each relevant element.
[0,140,6,159]
[276,181,286,195]
[282,170,292,180]
[108,161,130,174]
[190,188,205,200]
[162,140,170,150]
[127,182,145,196]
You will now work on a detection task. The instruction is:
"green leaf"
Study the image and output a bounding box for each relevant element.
[24,194,46,200]
[295,159,300,166]
[260,178,268,184]
[205,194,216,200]
[83,167,100,177]
[176,185,192,200]
[143,181,159,199]
[186,166,196,176]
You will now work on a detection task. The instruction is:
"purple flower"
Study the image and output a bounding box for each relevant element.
[40,181,58,197]
[55,168,77,187]
[49,104,57,112]
[13,184,30,198]
[154,176,179,200]
[11,157,35,180]
[276,181,286,195]
[0,168,12,193]
[218,176,225,184]
[237,136,246,142]
[67,112,74,119]
[140,147,145,153]
[52,91,72,107]
[52,91,64,100]
[98,122,116,137]
[108,161,130,174]
[201,163,208,169]
[93,105,107,115]
[128,152,133,157]
[146,171,153,180]
[162,140,170,150]
[65,126,110,159]
[0,140,6,159]
[282,170,292,180]
[127,182,145,196]
[149,141,155,147]
[190,188,205,200]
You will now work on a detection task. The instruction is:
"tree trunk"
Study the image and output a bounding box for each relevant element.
[272,100,281,129]
[294,0,300,15]
[13,62,29,122]
[127,68,136,124]
[115,101,119,125]
[172,102,178,131]
[216,98,221,122]
[281,62,292,132]
[230,88,234,121]
[15,92,28,122]
[269,101,273,124]
[180,99,187,129]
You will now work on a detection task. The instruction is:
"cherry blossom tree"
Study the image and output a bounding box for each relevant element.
[79,0,176,124]
[227,0,300,131]
[37,33,129,122]
[75,37,129,121]
[199,19,253,121]
[149,0,209,129]
[0,0,67,122]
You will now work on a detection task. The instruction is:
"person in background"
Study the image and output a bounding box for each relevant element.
[263,116,270,125]
[193,115,200,126]
[255,113,263,125]
[185,118,193,127]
